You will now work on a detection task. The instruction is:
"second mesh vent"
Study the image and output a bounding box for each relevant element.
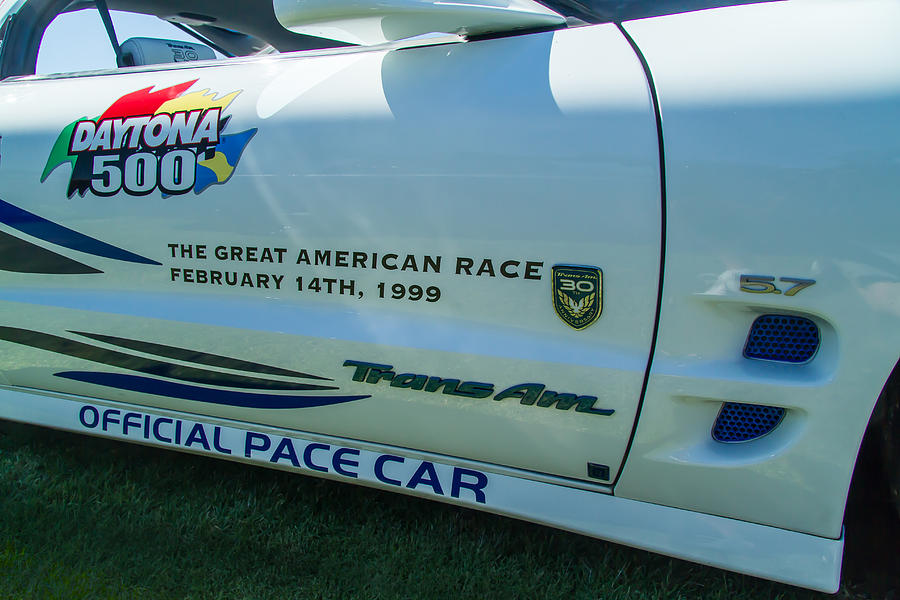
[713,402,786,442]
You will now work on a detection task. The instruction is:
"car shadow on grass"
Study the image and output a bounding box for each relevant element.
[840,433,900,600]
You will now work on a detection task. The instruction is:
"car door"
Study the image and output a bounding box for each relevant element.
[0,4,661,485]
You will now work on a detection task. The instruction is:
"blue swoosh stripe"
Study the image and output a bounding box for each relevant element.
[0,199,160,265]
[54,371,369,409]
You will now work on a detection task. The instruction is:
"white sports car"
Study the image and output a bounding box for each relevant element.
[0,0,897,592]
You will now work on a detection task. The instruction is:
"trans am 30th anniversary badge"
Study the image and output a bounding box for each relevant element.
[552,265,602,330]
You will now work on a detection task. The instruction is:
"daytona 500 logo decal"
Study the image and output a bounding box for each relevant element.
[41,80,257,197]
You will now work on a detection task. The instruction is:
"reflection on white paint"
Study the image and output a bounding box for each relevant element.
[702,268,741,296]
[862,281,900,317]
[256,52,389,119]
[624,0,900,105]
[548,24,650,113]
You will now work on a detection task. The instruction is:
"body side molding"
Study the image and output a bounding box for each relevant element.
[0,385,842,592]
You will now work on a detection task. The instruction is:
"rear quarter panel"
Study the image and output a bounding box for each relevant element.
[619,0,900,538]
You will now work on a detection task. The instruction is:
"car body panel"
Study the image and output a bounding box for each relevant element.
[619,0,900,538]
[0,0,897,592]
[0,385,845,592]
[0,24,661,484]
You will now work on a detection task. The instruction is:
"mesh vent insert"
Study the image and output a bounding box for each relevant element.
[744,314,819,363]
[712,402,785,443]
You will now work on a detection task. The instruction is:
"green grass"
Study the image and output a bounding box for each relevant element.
[0,421,855,599]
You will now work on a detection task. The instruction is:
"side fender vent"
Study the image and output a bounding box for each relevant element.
[712,402,786,443]
[744,314,819,363]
